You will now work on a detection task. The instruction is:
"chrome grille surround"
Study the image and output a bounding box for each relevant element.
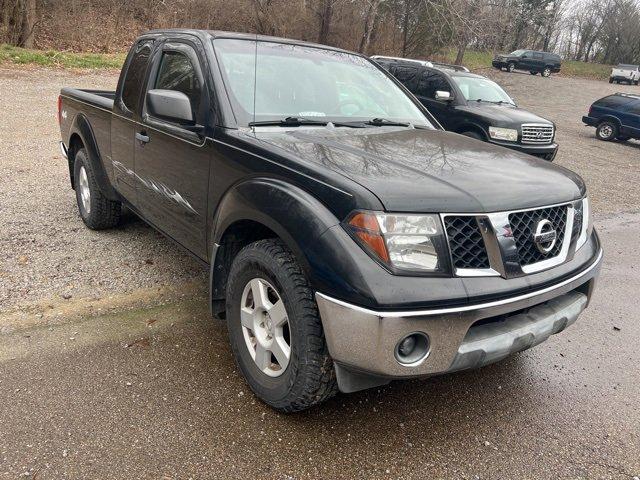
[521,123,554,145]
[442,200,582,278]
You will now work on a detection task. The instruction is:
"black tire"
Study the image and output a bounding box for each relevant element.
[609,78,614,84]
[595,121,618,141]
[225,239,337,412]
[530,71,538,75]
[73,148,121,229]
[507,62,516,73]
[635,80,639,86]
[461,131,484,141]
[542,67,552,77]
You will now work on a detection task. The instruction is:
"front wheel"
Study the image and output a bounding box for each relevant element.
[542,67,552,77]
[225,239,338,412]
[609,78,614,84]
[596,121,618,141]
[73,148,122,229]
[530,71,538,75]
[507,62,516,73]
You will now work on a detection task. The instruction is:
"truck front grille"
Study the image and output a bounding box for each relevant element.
[444,216,490,269]
[509,205,567,266]
[521,124,554,144]
[444,203,573,273]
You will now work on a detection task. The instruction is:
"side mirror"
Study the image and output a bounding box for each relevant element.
[435,90,452,101]
[147,89,194,124]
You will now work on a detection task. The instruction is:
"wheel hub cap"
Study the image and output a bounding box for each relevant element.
[240,278,291,377]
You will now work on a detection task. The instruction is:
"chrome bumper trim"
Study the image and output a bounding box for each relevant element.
[316,248,601,318]
[315,249,601,381]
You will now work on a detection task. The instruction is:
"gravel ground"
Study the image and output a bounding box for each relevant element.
[1,66,639,312]
[0,66,639,479]
[0,210,638,479]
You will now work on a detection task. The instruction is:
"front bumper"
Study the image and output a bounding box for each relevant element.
[490,139,558,161]
[316,249,602,392]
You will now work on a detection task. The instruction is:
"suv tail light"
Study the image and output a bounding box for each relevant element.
[57,95,62,124]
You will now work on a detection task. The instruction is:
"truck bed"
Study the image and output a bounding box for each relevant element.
[60,88,115,111]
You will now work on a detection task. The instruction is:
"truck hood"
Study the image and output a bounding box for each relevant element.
[458,103,553,127]
[253,127,585,213]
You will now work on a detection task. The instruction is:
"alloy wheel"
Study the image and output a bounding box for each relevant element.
[240,278,291,377]
[78,166,91,214]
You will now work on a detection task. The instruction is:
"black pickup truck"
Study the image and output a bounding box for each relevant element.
[59,30,602,412]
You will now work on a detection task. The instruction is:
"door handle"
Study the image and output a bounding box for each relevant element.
[135,132,150,144]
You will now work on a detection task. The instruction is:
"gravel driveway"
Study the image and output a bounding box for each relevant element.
[1,66,638,312]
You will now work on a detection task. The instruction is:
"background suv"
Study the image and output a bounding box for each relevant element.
[583,93,640,141]
[492,49,561,77]
[375,57,558,160]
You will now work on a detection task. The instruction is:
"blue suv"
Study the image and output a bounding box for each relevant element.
[582,93,640,141]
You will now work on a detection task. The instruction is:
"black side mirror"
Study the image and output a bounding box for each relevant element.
[147,89,194,125]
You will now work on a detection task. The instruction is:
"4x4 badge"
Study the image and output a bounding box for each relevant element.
[533,219,557,254]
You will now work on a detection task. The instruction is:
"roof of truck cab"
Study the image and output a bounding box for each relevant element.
[143,29,355,55]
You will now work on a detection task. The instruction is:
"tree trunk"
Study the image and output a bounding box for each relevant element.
[401,0,409,56]
[454,42,467,65]
[317,0,333,44]
[19,0,36,48]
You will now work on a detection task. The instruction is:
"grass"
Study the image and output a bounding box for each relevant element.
[0,44,126,70]
[0,43,614,80]
[435,48,612,81]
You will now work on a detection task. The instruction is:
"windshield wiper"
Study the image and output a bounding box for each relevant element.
[474,99,514,106]
[364,117,411,127]
[248,116,365,128]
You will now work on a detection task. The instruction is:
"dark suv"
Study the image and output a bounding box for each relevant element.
[582,93,640,141]
[492,49,561,77]
[374,57,558,160]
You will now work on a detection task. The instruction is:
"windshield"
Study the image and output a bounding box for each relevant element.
[452,75,514,104]
[213,38,432,127]
[510,49,526,56]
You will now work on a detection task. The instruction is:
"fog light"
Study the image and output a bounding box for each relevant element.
[395,332,430,366]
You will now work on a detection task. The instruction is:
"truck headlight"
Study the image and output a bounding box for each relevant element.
[488,127,518,142]
[576,197,593,250]
[345,212,448,273]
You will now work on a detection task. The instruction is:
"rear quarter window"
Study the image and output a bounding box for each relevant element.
[121,41,153,114]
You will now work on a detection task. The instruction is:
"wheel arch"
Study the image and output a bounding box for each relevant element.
[456,123,488,140]
[68,113,119,201]
[209,178,341,316]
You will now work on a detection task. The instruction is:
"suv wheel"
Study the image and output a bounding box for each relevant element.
[542,67,552,77]
[596,121,618,141]
[73,148,122,229]
[609,78,614,84]
[225,239,338,412]
[507,62,516,73]
[529,71,538,75]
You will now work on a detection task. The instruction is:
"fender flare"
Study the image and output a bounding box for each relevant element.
[209,177,341,303]
[69,113,119,201]
[457,122,488,140]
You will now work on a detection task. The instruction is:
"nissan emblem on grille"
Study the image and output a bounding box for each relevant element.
[532,219,557,254]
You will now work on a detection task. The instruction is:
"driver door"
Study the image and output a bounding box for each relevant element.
[133,39,212,259]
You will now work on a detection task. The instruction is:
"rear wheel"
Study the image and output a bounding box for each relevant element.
[507,62,516,73]
[542,67,552,77]
[73,148,121,229]
[225,239,338,412]
[635,80,639,86]
[529,71,538,75]
[609,78,614,84]
[596,121,618,141]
